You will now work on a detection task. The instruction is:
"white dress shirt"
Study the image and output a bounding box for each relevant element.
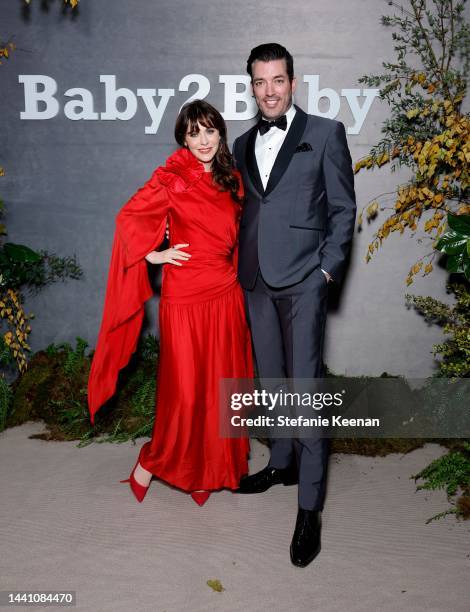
[255,104,297,190]
[254,104,332,282]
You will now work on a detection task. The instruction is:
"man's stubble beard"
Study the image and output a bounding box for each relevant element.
[257,92,293,121]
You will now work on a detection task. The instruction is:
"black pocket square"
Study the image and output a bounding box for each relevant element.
[295,142,313,153]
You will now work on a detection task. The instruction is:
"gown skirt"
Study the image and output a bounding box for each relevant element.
[138,279,252,492]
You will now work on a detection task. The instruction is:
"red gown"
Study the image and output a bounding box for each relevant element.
[87,147,253,491]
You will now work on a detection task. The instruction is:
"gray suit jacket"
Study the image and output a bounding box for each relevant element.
[233,105,356,289]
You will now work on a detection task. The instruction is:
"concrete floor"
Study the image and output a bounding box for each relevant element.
[0,422,468,612]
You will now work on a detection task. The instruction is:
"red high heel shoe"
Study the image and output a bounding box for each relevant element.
[120,459,151,503]
[190,490,211,506]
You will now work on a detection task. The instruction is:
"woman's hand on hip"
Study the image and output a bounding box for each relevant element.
[145,244,191,266]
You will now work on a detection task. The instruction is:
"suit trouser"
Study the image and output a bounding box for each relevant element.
[243,266,330,511]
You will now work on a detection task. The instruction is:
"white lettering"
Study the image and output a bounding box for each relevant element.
[138,88,175,134]
[19,75,59,119]
[341,88,378,135]
[219,75,257,120]
[100,74,137,121]
[179,73,210,108]
[18,74,378,134]
[304,74,340,119]
[64,88,98,120]
[332,416,380,427]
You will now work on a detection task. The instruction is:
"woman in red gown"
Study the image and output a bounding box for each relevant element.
[87,100,253,505]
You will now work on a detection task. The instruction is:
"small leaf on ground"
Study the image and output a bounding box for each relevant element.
[207,579,225,592]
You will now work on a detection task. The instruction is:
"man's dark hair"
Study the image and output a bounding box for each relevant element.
[246,43,294,82]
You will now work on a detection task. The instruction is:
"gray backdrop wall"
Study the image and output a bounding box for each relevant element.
[1,0,467,377]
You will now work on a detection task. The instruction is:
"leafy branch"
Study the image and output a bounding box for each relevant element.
[356,0,469,284]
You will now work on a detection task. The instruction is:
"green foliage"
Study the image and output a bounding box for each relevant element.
[0,374,13,432]
[56,337,89,379]
[50,393,90,436]
[0,174,83,374]
[0,244,82,294]
[95,335,158,443]
[435,213,470,279]
[138,333,159,362]
[129,376,156,418]
[356,1,470,281]
[8,334,160,445]
[406,281,470,377]
[0,335,15,367]
[412,441,470,521]
[33,337,91,443]
[0,212,82,294]
[43,337,89,380]
[359,0,469,169]
[414,443,470,496]
[407,212,469,522]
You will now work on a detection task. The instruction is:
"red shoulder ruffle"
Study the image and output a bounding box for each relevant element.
[156,147,205,193]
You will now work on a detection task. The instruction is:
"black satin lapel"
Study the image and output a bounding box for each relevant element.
[245,125,264,196]
[265,106,308,196]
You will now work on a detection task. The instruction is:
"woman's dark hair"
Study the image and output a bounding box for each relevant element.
[174,100,241,203]
[246,42,294,82]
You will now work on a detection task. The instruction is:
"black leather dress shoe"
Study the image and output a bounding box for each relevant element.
[236,464,298,494]
[290,508,321,567]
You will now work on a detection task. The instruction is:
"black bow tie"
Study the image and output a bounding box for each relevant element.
[258,115,288,135]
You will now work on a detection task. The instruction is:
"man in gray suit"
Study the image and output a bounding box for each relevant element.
[233,43,356,567]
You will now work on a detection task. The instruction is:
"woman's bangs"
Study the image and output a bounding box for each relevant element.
[187,109,216,133]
